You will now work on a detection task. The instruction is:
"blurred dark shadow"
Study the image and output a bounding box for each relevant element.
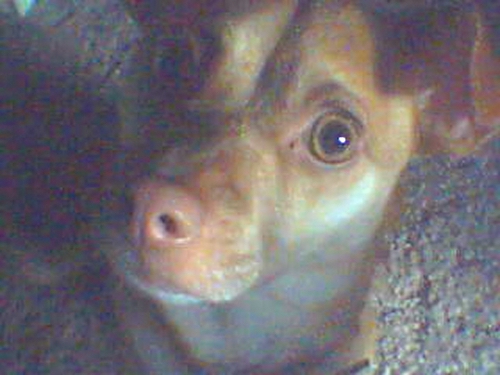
[0,17,119,261]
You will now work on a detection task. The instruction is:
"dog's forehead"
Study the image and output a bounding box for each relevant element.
[296,4,375,97]
[198,1,375,110]
[195,0,298,109]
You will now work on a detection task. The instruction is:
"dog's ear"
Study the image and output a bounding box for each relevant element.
[364,1,500,155]
[468,3,500,151]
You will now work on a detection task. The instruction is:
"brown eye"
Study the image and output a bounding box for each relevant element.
[309,109,361,164]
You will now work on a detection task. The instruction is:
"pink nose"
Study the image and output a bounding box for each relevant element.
[132,179,202,249]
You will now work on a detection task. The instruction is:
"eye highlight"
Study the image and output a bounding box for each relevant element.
[309,108,362,164]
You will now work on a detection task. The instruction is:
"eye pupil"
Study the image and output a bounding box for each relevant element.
[310,110,361,164]
[318,121,352,154]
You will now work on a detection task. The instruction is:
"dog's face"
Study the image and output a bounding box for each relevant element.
[105,0,499,371]
[126,1,414,303]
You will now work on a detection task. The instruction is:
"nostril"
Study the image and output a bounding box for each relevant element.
[133,179,202,249]
[156,213,190,243]
[159,214,179,237]
[145,205,199,247]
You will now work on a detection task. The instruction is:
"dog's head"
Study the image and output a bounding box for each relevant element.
[105,0,499,370]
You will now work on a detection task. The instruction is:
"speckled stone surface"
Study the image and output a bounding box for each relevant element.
[371,141,499,375]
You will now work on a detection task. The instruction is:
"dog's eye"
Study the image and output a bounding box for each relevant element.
[309,109,362,164]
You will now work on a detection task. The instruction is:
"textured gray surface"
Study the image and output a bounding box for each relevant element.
[373,141,500,374]
[0,0,140,95]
